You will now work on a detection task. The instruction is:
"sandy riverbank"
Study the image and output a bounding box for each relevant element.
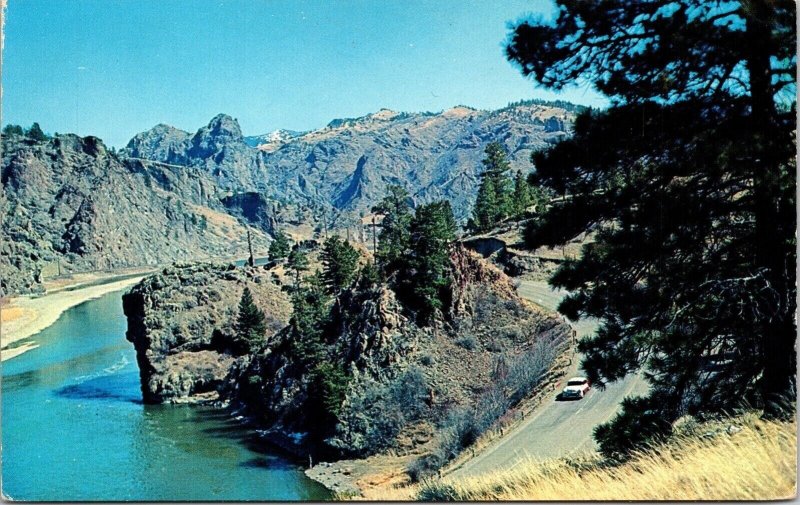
[1,275,148,362]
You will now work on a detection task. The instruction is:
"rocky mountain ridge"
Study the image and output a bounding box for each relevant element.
[0,133,272,294]
[122,100,578,223]
[2,99,580,294]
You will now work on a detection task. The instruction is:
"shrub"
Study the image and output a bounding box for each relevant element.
[485,338,504,352]
[416,482,459,501]
[406,454,444,483]
[331,367,430,455]
[504,339,558,405]
[419,353,435,366]
[455,334,477,350]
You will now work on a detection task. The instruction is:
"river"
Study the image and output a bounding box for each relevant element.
[1,289,330,501]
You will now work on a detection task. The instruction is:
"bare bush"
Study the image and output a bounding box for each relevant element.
[408,334,563,478]
[331,366,430,456]
[504,338,559,405]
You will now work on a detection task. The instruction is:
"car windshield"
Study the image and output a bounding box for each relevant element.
[567,380,585,386]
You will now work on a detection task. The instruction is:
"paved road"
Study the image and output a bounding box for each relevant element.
[451,280,649,477]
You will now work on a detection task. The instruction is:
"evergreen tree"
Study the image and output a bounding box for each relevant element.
[356,261,381,290]
[2,124,24,137]
[268,230,291,261]
[371,185,413,272]
[471,142,513,232]
[406,200,457,322]
[526,180,552,216]
[288,272,330,364]
[307,362,349,429]
[320,236,360,294]
[234,287,268,354]
[483,142,513,220]
[471,175,498,232]
[511,170,532,218]
[26,122,48,142]
[507,0,796,455]
[287,245,309,285]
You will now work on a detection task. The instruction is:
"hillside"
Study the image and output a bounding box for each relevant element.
[0,133,271,294]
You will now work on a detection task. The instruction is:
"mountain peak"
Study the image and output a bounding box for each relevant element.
[204,114,243,139]
[368,108,399,120]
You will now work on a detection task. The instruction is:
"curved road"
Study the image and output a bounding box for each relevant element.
[451,280,648,477]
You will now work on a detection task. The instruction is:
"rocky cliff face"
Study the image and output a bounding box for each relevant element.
[0,133,272,294]
[122,262,291,403]
[124,114,268,192]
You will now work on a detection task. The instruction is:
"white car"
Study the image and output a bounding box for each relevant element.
[561,377,591,400]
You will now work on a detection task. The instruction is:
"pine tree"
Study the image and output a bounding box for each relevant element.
[268,230,291,261]
[234,287,267,354]
[406,200,457,322]
[483,142,513,220]
[320,236,360,294]
[356,261,381,290]
[289,272,330,364]
[511,171,532,218]
[471,176,498,232]
[26,122,48,142]
[307,362,349,427]
[287,245,309,286]
[471,142,513,232]
[371,185,412,273]
[507,0,796,454]
[2,124,24,137]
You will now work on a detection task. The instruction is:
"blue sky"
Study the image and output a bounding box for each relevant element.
[2,0,605,147]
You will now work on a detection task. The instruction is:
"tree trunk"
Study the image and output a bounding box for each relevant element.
[745,2,796,417]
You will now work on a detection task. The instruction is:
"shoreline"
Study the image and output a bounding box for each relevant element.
[1,274,151,362]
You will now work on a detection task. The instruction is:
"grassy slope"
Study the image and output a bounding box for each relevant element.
[365,413,796,500]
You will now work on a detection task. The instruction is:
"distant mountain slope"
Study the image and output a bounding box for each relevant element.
[1,133,271,294]
[1,99,580,294]
[122,101,578,222]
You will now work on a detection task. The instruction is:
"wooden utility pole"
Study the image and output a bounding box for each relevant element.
[247,229,255,267]
[371,216,377,253]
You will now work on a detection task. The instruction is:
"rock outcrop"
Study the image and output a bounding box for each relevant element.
[123,248,573,459]
[122,262,291,403]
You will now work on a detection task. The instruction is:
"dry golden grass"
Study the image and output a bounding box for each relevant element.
[400,414,796,501]
[423,414,796,501]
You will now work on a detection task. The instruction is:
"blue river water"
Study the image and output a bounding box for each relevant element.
[1,290,329,501]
